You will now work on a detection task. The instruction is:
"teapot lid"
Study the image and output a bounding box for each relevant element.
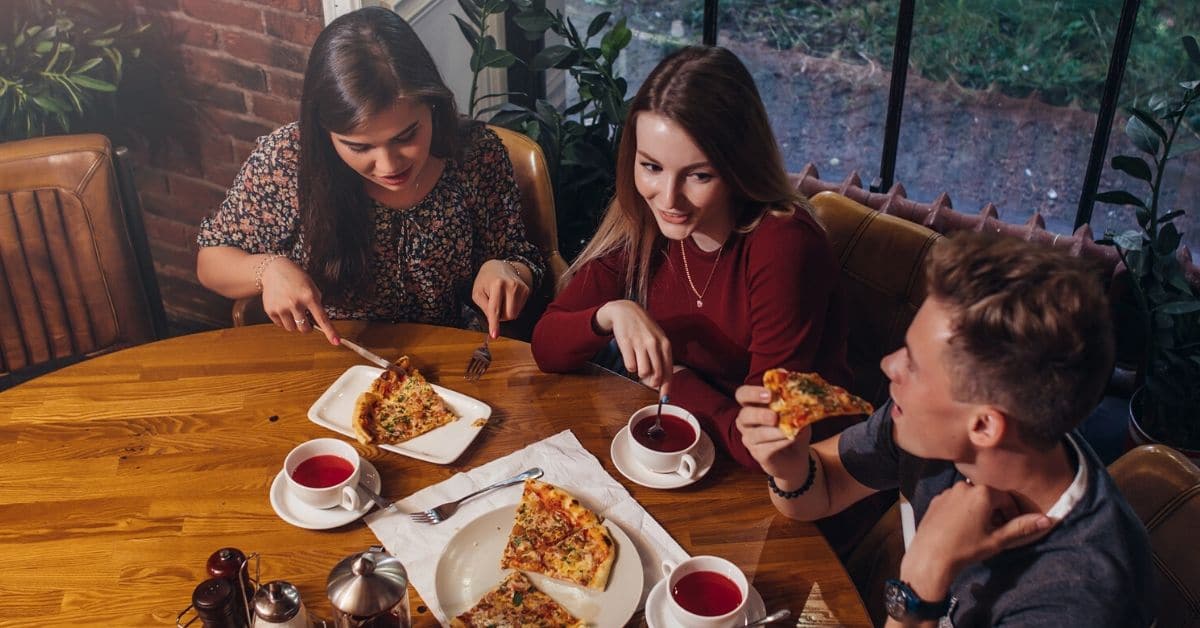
[253,581,302,622]
[326,548,408,616]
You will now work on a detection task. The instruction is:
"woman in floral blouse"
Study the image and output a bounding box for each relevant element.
[196,7,544,344]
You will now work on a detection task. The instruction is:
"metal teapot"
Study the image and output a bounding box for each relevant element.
[326,547,410,628]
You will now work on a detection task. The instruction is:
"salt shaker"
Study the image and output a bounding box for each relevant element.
[326,547,410,628]
[251,581,309,628]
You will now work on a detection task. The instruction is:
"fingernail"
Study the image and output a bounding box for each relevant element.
[759,391,771,402]
[1036,517,1053,530]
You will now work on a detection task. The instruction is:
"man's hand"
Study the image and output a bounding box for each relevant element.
[901,480,1059,602]
[472,259,532,338]
[735,385,812,484]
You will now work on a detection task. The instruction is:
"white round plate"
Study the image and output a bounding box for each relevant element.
[610,426,715,489]
[269,458,380,530]
[644,576,765,628]
[434,505,643,627]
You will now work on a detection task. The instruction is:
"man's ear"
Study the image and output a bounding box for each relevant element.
[967,405,1007,448]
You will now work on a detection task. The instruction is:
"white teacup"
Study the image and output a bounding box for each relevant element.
[283,438,363,510]
[660,556,750,628]
[627,404,701,478]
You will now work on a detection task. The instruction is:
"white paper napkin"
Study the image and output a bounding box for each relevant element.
[364,429,689,625]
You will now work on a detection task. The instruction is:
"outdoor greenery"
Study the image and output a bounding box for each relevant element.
[671,0,1200,112]
[1099,35,1200,450]
[0,0,148,141]
[458,0,633,259]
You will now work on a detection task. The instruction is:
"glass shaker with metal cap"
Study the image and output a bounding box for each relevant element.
[326,547,410,628]
[251,581,308,628]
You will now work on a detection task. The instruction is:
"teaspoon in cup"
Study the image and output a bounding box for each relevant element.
[743,608,790,627]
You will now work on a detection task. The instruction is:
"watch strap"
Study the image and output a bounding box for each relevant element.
[885,578,949,621]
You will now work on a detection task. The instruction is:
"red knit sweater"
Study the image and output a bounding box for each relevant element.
[531,212,851,469]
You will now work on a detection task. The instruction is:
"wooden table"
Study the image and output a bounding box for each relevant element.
[0,322,870,627]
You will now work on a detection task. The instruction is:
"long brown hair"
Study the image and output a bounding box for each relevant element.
[298,6,465,300]
[561,45,811,304]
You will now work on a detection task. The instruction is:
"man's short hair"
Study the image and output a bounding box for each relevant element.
[926,232,1114,449]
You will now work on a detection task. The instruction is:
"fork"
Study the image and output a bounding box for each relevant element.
[410,467,543,524]
[464,333,492,381]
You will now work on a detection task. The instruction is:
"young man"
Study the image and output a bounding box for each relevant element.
[737,233,1154,626]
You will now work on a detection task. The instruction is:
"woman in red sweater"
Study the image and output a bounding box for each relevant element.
[531,46,851,469]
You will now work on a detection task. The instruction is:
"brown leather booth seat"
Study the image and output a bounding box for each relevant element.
[0,134,164,388]
[808,191,942,406]
[1109,445,1200,627]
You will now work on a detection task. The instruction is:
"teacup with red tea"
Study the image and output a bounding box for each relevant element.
[660,555,749,627]
[627,404,700,478]
[283,438,363,510]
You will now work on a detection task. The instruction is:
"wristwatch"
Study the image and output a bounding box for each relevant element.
[884,579,949,622]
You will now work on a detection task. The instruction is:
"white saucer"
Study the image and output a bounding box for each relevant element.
[644,577,765,628]
[270,458,381,530]
[610,426,715,489]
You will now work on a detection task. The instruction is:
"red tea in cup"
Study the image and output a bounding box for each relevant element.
[632,414,696,452]
[671,570,743,616]
[291,454,355,488]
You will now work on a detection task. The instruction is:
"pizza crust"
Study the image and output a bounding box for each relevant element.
[450,570,584,628]
[351,356,457,445]
[501,479,616,591]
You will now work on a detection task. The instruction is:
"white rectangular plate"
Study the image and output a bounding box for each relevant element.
[307,365,491,464]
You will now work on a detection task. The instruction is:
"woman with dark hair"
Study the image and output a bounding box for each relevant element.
[197,7,543,344]
[531,46,850,469]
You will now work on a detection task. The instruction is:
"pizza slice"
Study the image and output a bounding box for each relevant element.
[351,356,457,445]
[762,369,874,439]
[500,479,616,591]
[450,570,584,628]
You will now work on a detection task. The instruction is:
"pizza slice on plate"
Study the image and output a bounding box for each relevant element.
[352,356,457,445]
[450,570,584,628]
[500,479,616,591]
[762,368,874,439]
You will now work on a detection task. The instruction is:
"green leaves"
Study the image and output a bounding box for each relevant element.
[1125,111,1163,156]
[1111,155,1152,182]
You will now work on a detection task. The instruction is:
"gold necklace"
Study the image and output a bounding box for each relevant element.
[678,239,723,308]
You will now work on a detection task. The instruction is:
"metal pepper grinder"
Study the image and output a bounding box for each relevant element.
[251,581,309,628]
[326,548,410,628]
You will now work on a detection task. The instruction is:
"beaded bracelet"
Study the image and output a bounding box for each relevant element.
[768,453,818,499]
[253,253,281,293]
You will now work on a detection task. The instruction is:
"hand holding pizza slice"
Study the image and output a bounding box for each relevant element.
[762,369,874,439]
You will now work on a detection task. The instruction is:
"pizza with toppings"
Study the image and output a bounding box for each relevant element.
[762,368,874,439]
[450,571,583,628]
[500,479,615,591]
[351,356,457,445]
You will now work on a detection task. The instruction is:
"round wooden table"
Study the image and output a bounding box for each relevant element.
[0,322,870,627]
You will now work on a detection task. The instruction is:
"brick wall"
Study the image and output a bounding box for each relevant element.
[131,0,324,331]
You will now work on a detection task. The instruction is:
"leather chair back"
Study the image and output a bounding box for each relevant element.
[0,134,165,388]
[808,191,942,405]
[1109,444,1200,626]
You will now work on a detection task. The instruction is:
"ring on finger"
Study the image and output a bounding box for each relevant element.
[294,318,306,325]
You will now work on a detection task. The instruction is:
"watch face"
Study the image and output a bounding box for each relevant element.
[884,581,908,619]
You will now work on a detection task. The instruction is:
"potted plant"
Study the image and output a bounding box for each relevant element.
[1,0,150,142]
[1098,35,1200,457]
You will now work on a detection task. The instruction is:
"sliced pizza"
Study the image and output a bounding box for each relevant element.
[762,368,874,439]
[500,479,615,591]
[351,356,457,445]
[450,570,584,628]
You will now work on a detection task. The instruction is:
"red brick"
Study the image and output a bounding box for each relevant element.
[263,10,323,46]
[144,212,197,249]
[222,30,307,74]
[209,109,277,143]
[140,0,181,11]
[205,159,243,188]
[181,0,263,31]
[182,49,268,92]
[266,69,304,100]
[189,81,247,113]
[249,0,306,12]
[142,191,202,225]
[232,139,257,161]
[151,240,203,274]
[159,14,219,47]
[250,94,298,126]
[168,173,227,217]
[134,168,170,198]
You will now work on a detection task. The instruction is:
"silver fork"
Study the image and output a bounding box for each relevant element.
[465,333,492,381]
[410,467,543,524]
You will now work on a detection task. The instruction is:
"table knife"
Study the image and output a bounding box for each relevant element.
[337,338,393,370]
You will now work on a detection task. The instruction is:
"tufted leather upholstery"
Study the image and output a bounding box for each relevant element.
[232,124,568,340]
[1110,444,1200,627]
[0,134,165,389]
[808,191,942,406]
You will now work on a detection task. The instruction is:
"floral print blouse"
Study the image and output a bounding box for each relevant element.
[197,122,545,326]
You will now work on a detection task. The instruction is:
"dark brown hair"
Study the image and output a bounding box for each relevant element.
[297,6,464,299]
[926,232,1115,449]
[562,45,812,303]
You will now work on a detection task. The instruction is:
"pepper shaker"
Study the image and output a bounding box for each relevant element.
[192,577,250,628]
[207,547,255,605]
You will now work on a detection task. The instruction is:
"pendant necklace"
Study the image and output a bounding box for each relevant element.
[678,238,724,308]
